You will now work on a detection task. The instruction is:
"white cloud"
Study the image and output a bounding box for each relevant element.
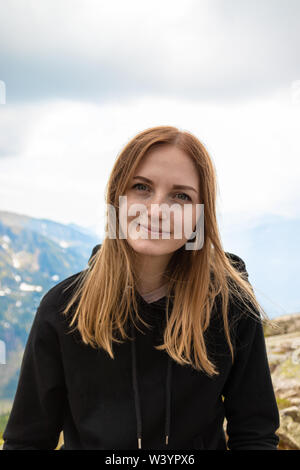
[1,0,300,102]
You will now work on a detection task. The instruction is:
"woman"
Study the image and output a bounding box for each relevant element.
[3,126,280,450]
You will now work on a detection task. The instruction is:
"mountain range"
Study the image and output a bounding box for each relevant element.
[220,213,300,318]
[0,209,100,400]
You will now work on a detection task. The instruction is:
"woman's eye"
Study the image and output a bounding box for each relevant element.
[132,183,149,191]
[132,183,191,201]
[175,193,192,201]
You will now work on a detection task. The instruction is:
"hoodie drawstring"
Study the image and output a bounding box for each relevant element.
[130,321,172,449]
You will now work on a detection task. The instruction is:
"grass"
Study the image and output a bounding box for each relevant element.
[276,396,293,410]
[0,412,9,447]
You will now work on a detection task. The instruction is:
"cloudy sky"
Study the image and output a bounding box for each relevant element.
[1,0,300,239]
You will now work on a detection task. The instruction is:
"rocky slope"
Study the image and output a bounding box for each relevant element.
[264,313,300,450]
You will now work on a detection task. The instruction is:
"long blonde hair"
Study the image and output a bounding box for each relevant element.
[62,126,268,376]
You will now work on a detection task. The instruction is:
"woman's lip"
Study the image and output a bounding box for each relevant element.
[139,224,170,235]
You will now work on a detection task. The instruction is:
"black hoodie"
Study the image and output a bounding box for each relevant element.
[2,245,280,450]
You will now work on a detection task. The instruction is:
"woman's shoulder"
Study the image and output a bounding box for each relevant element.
[212,252,260,325]
[224,251,248,276]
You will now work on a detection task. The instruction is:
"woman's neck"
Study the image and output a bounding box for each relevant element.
[134,252,172,295]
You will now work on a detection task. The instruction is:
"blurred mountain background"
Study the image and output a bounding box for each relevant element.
[0,209,100,402]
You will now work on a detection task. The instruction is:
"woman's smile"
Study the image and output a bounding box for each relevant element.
[138,223,171,236]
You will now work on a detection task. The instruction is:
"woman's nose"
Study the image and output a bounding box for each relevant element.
[144,202,174,233]
[146,198,169,220]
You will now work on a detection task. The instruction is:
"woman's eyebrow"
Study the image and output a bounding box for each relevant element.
[132,175,198,193]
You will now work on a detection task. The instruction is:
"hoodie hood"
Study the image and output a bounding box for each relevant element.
[88,243,173,449]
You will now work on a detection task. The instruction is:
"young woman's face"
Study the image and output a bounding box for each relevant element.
[120,144,202,257]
